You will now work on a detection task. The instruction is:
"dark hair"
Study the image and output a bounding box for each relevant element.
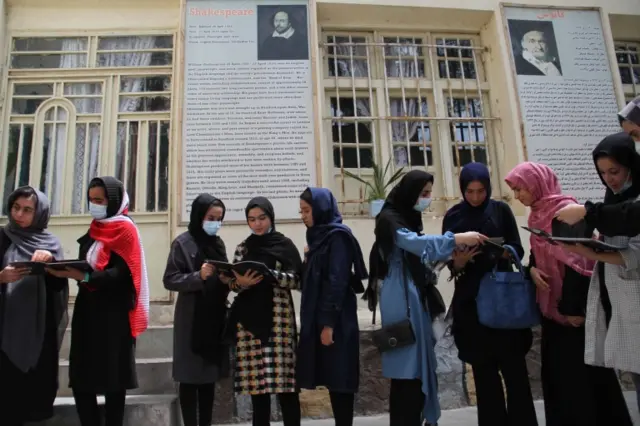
[300,188,313,205]
[88,180,105,190]
[6,186,37,215]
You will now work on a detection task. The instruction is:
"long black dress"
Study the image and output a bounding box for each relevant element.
[530,253,632,426]
[0,229,68,424]
[68,234,137,393]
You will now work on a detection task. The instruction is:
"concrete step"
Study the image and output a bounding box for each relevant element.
[59,325,173,360]
[40,394,179,426]
[57,357,175,397]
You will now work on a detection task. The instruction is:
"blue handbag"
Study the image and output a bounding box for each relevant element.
[476,245,540,329]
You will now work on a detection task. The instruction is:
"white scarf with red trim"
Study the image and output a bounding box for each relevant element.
[86,192,149,337]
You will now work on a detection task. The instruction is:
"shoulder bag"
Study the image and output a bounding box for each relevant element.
[371,254,416,352]
[476,244,540,329]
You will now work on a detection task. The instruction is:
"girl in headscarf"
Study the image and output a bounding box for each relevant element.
[48,176,149,426]
[0,187,69,426]
[297,188,367,426]
[562,132,640,416]
[505,162,632,426]
[442,163,536,426]
[227,197,303,426]
[163,194,230,426]
[368,170,485,426]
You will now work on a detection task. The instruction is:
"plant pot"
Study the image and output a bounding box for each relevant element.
[369,199,385,218]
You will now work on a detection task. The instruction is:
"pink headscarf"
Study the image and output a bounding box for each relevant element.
[505,162,595,324]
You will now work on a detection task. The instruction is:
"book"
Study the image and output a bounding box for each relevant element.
[205,260,276,279]
[521,227,626,252]
[10,260,93,275]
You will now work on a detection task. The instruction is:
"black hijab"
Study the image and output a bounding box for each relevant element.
[187,194,229,363]
[229,197,302,344]
[89,176,126,217]
[592,132,640,205]
[365,170,445,317]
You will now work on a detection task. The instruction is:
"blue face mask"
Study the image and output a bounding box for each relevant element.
[203,220,222,236]
[89,202,107,220]
[413,197,432,212]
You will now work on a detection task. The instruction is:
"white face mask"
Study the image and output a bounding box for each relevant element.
[413,197,432,212]
[89,202,107,220]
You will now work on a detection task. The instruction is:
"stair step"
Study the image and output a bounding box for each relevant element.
[44,394,179,426]
[57,358,174,397]
[59,325,173,360]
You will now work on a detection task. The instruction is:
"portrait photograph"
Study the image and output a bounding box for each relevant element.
[257,4,309,61]
[508,19,563,77]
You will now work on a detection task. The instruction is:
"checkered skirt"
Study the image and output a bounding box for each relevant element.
[231,243,299,395]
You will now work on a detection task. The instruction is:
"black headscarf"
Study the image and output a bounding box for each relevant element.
[229,197,303,344]
[442,162,495,233]
[89,176,126,217]
[187,194,230,362]
[365,170,445,317]
[593,132,640,205]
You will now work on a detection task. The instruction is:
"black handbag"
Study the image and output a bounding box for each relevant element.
[371,257,416,352]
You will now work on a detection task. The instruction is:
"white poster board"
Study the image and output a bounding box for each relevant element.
[182,0,316,221]
[503,7,620,201]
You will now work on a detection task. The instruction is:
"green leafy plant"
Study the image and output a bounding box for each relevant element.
[343,159,404,202]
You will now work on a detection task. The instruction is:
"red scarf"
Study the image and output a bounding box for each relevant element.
[88,215,149,338]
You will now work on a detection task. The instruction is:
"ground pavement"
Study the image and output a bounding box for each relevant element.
[234,392,639,426]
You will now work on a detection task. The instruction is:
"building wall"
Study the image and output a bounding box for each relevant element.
[0,0,638,324]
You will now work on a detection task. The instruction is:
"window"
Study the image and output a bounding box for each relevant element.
[615,41,639,97]
[0,34,174,216]
[322,31,494,213]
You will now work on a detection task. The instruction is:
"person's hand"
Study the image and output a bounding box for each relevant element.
[530,267,550,292]
[200,263,215,281]
[31,250,53,263]
[320,326,334,346]
[233,269,263,287]
[560,243,595,259]
[555,204,587,225]
[304,246,309,254]
[452,247,480,270]
[45,267,85,281]
[0,266,30,283]
[454,232,487,247]
[566,316,585,327]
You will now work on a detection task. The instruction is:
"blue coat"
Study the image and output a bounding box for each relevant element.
[380,229,456,424]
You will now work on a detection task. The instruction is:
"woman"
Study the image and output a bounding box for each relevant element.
[505,162,632,426]
[296,188,367,426]
[368,170,485,426]
[48,176,149,426]
[0,187,69,426]
[442,163,536,426]
[562,132,640,415]
[227,197,303,425]
[163,194,230,426]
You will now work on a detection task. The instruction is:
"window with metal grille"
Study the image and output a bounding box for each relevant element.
[615,41,640,98]
[1,34,174,216]
[322,31,496,214]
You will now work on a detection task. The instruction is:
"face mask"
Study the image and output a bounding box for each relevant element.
[89,202,107,220]
[203,220,222,236]
[413,197,432,212]
[613,172,632,195]
[251,227,272,235]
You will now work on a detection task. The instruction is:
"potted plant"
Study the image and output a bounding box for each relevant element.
[343,159,404,218]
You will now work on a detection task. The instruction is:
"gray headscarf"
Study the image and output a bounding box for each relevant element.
[1,187,65,372]
[619,95,640,127]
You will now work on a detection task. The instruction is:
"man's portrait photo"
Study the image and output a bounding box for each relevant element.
[508,19,563,77]
[257,5,309,61]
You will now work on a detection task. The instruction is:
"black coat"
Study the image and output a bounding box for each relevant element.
[0,228,68,423]
[297,232,359,393]
[448,201,533,364]
[585,199,640,237]
[68,234,137,393]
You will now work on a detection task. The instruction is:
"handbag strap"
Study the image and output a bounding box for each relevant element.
[502,244,526,276]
